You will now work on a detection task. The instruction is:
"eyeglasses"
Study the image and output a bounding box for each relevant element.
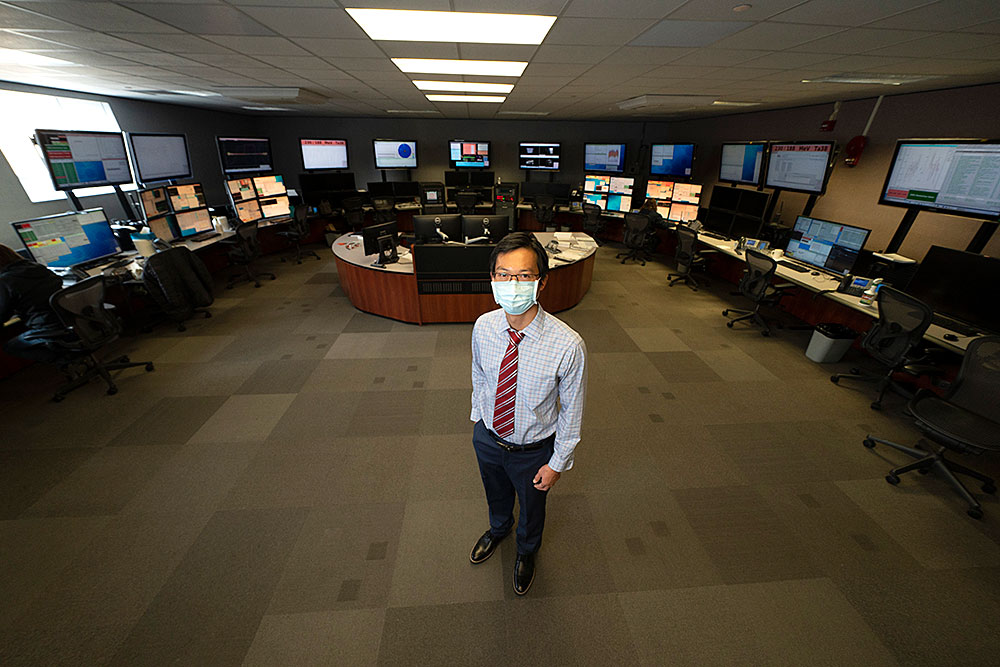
[492,271,539,282]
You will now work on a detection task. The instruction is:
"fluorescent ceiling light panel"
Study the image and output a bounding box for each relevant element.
[242,106,289,111]
[498,110,549,116]
[0,48,76,67]
[801,73,933,85]
[392,58,527,77]
[712,100,760,106]
[386,109,440,114]
[346,8,555,45]
[412,80,514,93]
[426,94,506,103]
[168,90,221,97]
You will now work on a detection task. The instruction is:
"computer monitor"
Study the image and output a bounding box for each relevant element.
[728,215,764,240]
[252,174,286,198]
[217,136,273,174]
[667,203,699,223]
[584,174,611,194]
[147,216,176,243]
[703,209,733,237]
[259,195,291,219]
[421,184,444,206]
[300,138,349,170]
[462,215,509,243]
[362,221,399,256]
[175,208,214,237]
[521,181,547,202]
[519,142,560,170]
[584,143,626,173]
[738,189,770,219]
[609,176,634,196]
[367,181,394,198]
[298,172,355,201]
[764,142,835,194]
[606,194,632,213]
[879,139,1000,220]
[412,214,462,243]
[373,140,417,169]
[444,171,469,188]
[450,140,490,168]
[709,185,740,212]
[650,143,695,178]
[127,132,192,184]
[719,142,766,186]
[394,181,421,198]
[784,215,871,275]
[34,129,133,191]
[905,245,1000,334]
[672,183,702,204]
[235,199,263,223]
[646,180,674,200]
[583,193,607,210]
[11,208,121,268]
[167,183,206,211]
[227,178,256,203]
[469,171,495,188]
[139,187,170,220]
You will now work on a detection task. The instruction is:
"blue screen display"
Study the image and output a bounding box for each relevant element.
[12,209,121,268]
[720,143,765,184]
[650,143,694,177]
[584,143,626,173]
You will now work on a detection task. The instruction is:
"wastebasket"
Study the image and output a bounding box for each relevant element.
[805,323,857,363]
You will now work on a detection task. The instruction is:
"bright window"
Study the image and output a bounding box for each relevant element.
[0,89,134,203]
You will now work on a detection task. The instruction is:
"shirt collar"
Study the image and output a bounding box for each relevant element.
[494,304,546,342]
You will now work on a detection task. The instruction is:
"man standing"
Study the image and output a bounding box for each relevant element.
[469,232,587,595]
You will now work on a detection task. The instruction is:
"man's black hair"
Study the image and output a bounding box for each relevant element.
[489,232,549,279]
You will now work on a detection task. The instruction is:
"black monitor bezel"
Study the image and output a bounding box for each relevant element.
[127,132,192,185]
[216,135,273,175]
[461,215,509,243]
[649,143,697,180]
[373,139,418,170]
[10,207,120,267]
[412,214,462,243]
[718,141,768,186]
[519,141,561,171]
[764,141,836,195]
[299,137,350,171]
[784,214,872,276]
[35,129,134,191]
[906,245,1000,334]
[361,221,398,256]
[583,142,627,174]
[449,139,491,169]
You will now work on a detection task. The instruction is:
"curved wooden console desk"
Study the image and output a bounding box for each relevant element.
[331,232,596,324]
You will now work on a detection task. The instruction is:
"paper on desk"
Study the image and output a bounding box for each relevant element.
[554,248,588,261]
[554,232,575,242]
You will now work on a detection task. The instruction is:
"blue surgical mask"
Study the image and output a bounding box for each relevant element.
[491,279,538,315]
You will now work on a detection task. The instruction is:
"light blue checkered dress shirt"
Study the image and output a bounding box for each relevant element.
[471,305,587,472]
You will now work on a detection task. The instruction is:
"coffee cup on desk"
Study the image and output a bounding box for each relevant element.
[131,232,156,258]
[771,249,784,259]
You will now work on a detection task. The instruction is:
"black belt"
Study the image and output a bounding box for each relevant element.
[486,427,555,452]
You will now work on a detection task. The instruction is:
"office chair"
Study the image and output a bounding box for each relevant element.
[372,197,397,224]
[581,203,605,244]
[225,221,276,289]
[532,194,557,231]
[46,275,154,401]
[277,206,321,264]
[141,246,213,332]
[617,213,652,265]
[862,336,1000,519]
[342,196,365,232]
[830,285,935,410]
[455,190,479,216]
[668,225,712,290]
[722,248,794,336]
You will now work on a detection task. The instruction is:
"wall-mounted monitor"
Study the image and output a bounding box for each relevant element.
[11,208,121,268]
[646,180,674,201]
[300,138,349,170]
[764,142,835,194]
[879,139,1000,220]
[719,142,766,186]
[584,174,611,194]
[35,129,133,191]
[584,143,626,173]
[374,140,417,169]
[906,245,1000,334]
[127,132,192,184]
[783,215,871,276]
[217,136,273,175]
[519,142,560,170]
[650,143,695,178]
[449,140,490,168]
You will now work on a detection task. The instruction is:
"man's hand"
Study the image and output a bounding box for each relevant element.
[533,464,561,491]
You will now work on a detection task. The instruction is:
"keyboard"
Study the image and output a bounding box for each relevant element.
[178,231,221,243]
[699,231,727,240]
[931,314,979,337]
[777,259,810,273]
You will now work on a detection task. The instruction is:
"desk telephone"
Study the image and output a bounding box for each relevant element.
[837,274,875,297]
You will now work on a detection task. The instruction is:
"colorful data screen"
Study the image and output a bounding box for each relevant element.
[584,143,626,172]
[176,209,214,237]
[667,203,699,222]
[784,215,871,275]
[235,199,263,223]
[765,143,834,194]
[583,193,607,209]
[300,138,348,170]
[374,140,417,169]
[167,183,205,211]
[449,140,490,168]
[584,174,611,193]
[35,129,133,190]
[227,178,256,203]
[252,175,286,197]
[519,142,560,170]
[646,180,675,200]
[217,136,272,174]
[607,194,631,213]
[11,208,120,268]
[609,176,634,196]
[140,187,169,219]
[672,183,702,204]
[650,143,694,178]
[259,195,291,219]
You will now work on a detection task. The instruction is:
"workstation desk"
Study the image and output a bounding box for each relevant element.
[331,231,596,324]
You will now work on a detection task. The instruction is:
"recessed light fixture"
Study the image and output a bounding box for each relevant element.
[0,48,76,67]
[497,110,549,116]
[425,94,506,103]
[168,90,221,97]
[801,73,933,85]
[386,109,441,114]
[392,58,527,77]
[345,8,555,45]
[732,3,753,12]
[241,105,290,111]
[412,80,514,94]
[712,100,761,106]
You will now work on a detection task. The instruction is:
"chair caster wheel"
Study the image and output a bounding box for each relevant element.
[106,386,118,396]
[722,310,729,316]
[968,507,984,520]
[870,401,882,411]
[726,322,733,328]
[145,363,155,372]
[830,376,840,384]
[885,473,900,485]
[863,438,876,449]
[982,483,997,494]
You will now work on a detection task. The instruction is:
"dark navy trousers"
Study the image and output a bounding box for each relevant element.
[472,419,553,555]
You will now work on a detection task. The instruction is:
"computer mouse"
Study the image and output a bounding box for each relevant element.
[943,333,959,342]
[810,271,820,276]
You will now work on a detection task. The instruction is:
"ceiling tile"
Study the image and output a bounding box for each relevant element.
[865,58,1000,75]
[11,2,183,33]
[816,54,921,71]
[523,62,592,77]
[631,20,753,47]
[297,38,385,58]
[347,0,452,8]
[545,18,657,46]
[866,32,1000,57]
[26,49,137,67]
[106,51,203,67]
[666,0,806,22]
[225,0,337,5]
[108,33,235,54]
[939,43,1000,60]
[330,58,398,72]
[201,35,310,55]
[237,7,367,39]
[600,46,693,65]
[0,5,73,30]
[11,29,156,51]
[788,28,932,54]
[646,65,722,78]
[259,55,329,70]
[532,44,616,64]
[963,19,1000,34]
[564,0,684,19]
[378,41,460,59]
[735,51,839,69]
[770,0,939,27]
[867,0,1000,31]
[456,44,537,60]
[580,62,661,79]
[667,48,768,67]
[181,53,264,68]
[707,21,845,50]
[122,3,272,35]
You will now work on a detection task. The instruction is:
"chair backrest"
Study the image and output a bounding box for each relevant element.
[532,194,556,224]
[739,249,778,302]
[862,285,933,367]
[582,203,602,227]
[342,196,365,227]
[292,205,311,235]
[455,191,478,215]
[372,197,396,223]
[675,225,698,273]
[946,335,1000,421]
[49,275,119,349]
[143,246,214,317]
[623,213,650,249]
[232,221,262,262]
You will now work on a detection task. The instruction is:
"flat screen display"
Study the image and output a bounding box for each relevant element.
[449,140,490,168]
[609,176,634,196]
[259,195,291,219]
[668,203,699,222]
[374,140,417,169]
[35,129,133,190]
[607,194,631,213]
[879,139,1000,220]
[217,136,273,174]
[906,245,1000,334]
[720,142,766,185]
[583,193,606,209]
[519,142,560,170]
[765,142,834,194]
[646,180,674,200]
[252,175,286,197]
[784,215,871,276]
[167,183,205,211]
[139,187,169,219]
[300,138,349,170]
[11,208,120,267]
[235,199,263,223]
[128,133,192,184]
[227,178,257,203]
[650,143,694,178]
[584,143,626,173]
[584,174,611,193]
[176,208,214,237]
[672,183,702,204]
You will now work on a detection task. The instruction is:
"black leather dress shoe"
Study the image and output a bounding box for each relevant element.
[513,552,535,595]
[470,529,507,564]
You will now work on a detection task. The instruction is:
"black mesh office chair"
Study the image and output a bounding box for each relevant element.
[342,196,365,232]
[532,194,556,231]
[617,213,652,265]
[581,203,605,244]
[668,225,712,290]
[372,197,397,224]
[225,221,276,289]
[862,336,1000,519]
[722,248,794,336]
[831,285,934,410]
[455,190,479,215]
[47,276,154,401]
[277,206,321,264]
[141,246,213,331]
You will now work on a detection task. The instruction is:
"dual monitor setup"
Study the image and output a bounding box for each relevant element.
[583,174,702,221]
[358,214,509,267]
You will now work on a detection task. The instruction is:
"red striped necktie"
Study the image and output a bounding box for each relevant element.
[493,328,524,439]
